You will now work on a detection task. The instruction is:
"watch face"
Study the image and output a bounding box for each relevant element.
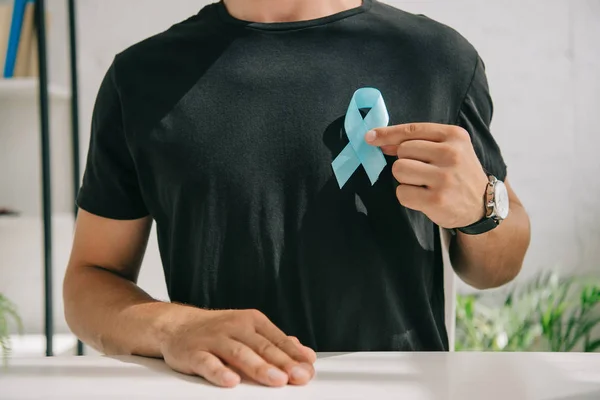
[494,180,510,220]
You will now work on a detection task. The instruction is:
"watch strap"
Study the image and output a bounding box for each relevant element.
[457,216,500,235]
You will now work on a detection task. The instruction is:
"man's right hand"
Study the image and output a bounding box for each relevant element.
[161,308,317,388]
[64,211,315,388]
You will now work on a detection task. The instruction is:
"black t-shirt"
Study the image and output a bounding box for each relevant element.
[78,0,507,352]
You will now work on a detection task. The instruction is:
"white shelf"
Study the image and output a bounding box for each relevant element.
[0,78,70,101]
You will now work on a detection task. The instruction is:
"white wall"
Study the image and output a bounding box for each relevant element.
[2,0,599,334]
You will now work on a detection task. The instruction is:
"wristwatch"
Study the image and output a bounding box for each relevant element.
[457,175,510,235]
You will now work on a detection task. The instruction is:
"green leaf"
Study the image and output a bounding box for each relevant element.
[505,291,514,307]
[0,293,23,366]
[556,280,573,310]
[465,297,475,320]
[566,316,600,351]
[564,310,581,348]
[0,296,23,334]
[541,307,552,329]
[579,285,600,314]
[0,310,10,366]
[585,339,600,352]
[556,305,572,349]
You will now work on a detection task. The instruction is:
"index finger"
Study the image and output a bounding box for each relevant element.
[365,123,448,147]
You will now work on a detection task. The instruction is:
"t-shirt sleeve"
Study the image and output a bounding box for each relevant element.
[456,55,507,181]
[76,63,149,220]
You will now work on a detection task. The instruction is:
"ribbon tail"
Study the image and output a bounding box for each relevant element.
[362,151,387,185]
[332,144,361,188]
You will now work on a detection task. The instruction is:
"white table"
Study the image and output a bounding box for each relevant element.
[3,352,600,400]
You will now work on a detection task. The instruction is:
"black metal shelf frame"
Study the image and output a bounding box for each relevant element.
[34,0,83,356]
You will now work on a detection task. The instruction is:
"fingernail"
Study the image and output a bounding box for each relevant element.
[365,130,376,142]
[267,368,288,383]
[300,362,314,372]
[222,370,240,385]
[290,364,311,381]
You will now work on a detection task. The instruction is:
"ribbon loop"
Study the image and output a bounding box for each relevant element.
[332,88,389,188]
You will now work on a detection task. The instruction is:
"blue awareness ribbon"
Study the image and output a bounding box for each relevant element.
[331,87,389,188]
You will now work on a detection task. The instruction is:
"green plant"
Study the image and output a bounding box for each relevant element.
[0,293,23,365]
[536,274,600,352]
[455,290,543,352]
[455,271,600,352]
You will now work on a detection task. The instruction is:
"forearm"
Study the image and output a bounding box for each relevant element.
[450,202,531,290]
[63,264,193,357]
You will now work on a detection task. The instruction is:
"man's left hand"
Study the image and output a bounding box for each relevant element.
[365,123,489,229]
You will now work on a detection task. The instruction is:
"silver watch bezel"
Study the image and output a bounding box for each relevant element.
[487,176,510,221]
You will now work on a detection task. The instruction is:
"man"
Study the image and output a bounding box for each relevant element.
[64,0,531,389]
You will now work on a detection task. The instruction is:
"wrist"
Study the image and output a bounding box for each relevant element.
[154,303,210,355]
[474,172,490,220]
[456,173,488,229]
[455,174,510,236]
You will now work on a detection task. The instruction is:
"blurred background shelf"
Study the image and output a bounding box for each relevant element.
[0,77,70,100]
[0,0,82,357]
[0,78,73,217]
